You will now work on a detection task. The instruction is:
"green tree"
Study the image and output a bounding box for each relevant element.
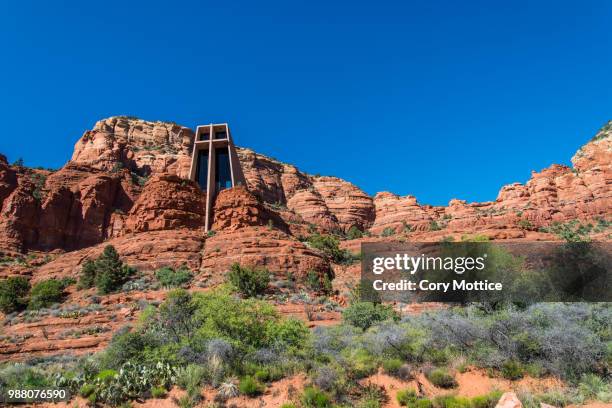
[0,276,30,313]
[78,245,135,294]
[307,233,349,263]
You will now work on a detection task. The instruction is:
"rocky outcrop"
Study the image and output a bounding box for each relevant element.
[211,185,285,232]
[371,192,439,235]
[311,176,375,231]
[71,116,194,177]
[124,174,206,233]
[237,148,375,233]
[204,186,330,282]
[495,392,523,408]
[34,229,205,282]
[0,154,17,209]
[201,227,330,284]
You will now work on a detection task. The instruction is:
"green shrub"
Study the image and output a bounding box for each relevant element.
[433,395,471,408]
[281,404,297,408]
[396,388,418,406]
[176,364,206,391]
[425,368,457,389]
[501,360,523,380]
[0,363,51,390]
[78,245,135,294]
[382,358,403,376]
[381,227,395,237]
[239,376,264,397]
[415,399,433,408]
[348,348,378,379]
[0,276,30,313]
[578,373,611,402]
[28,279,64,309]
[347,226,364,240]
[301,386,332,408]
[470,391,503,408]
[265,318,309,350]
[151,386,167,398]
[342,301,398,331]
[227,263,270,297]
[155,266,193,288]
[79,383,95,397]
[100,330,147,369]
[307,233,351,264]
[429,221,442,231]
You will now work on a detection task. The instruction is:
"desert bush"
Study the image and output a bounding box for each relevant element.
[342,301,398,331]
[425,367,457,389]
[363,321,425,360]
[192,289,279,352]
[501,359,523,380]
[433,395,472,408]
[307,233,352,264]
[381,227,395,237]
[266,318,309,350]
[151,386,166,398]
[227,263,270,297]
[0,276,30,313]
[347,226,364,240]
[307,269,334,293]
[312,365,338,391]
[346,348,378,379]
[100,329,147,369]
[382,358,403,376]
[312,324,362,358]
[218,380,239,399]
[79,245,135,294]
[157,289,198,342]
[176,364,206,392]
[239,375,264,396]
[396,388,418,406]
[470,391,503,408]
[0,363,51,390]
[578,374,611,402]
[301,386,332,408]
[28,279,65,309]
[155,266,193,288]
[421,303,609,380]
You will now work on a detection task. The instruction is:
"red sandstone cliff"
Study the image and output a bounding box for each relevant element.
[0,116,609,273]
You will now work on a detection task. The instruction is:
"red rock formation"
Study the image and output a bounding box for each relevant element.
[34,229,205,282]
[124,174,206,233]
[0,154,17,209]
[71,116,194,177]
[0,115,610,261]
[203,186,331,283]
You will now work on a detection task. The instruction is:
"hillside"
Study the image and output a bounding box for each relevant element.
[0,117,610,408]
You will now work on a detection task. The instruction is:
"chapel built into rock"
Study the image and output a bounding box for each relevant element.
[188,123,246,231]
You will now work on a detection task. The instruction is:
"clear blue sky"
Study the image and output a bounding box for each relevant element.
[1,1,611,205]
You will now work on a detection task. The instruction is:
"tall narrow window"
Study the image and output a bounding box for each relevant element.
[215,147,232,191]
[196,150,208,190]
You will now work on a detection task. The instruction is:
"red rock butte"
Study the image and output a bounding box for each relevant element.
[0,116,609,283]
